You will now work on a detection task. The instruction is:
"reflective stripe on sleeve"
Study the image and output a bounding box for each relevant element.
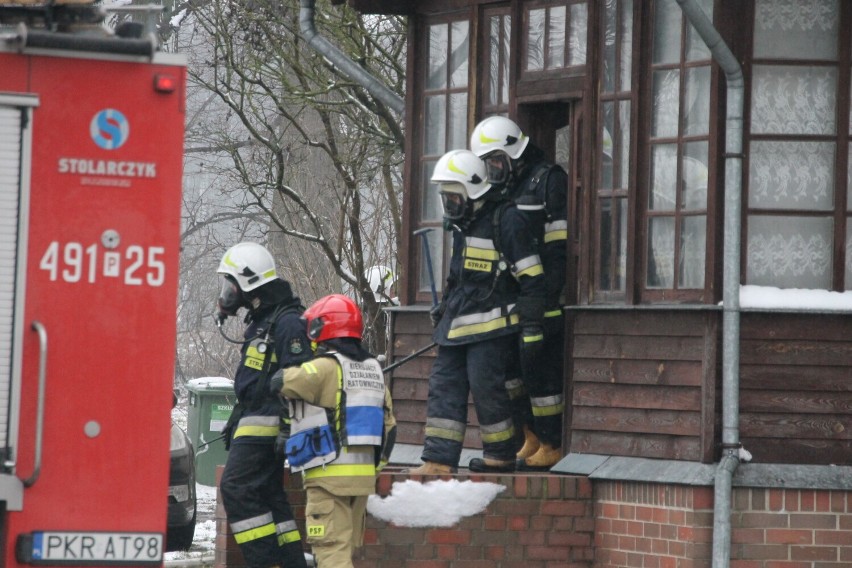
[234,415,280,438]
[544,220,568,243]
[513,254,544,278]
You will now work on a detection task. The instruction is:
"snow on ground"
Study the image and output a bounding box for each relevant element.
[164,484,217,564]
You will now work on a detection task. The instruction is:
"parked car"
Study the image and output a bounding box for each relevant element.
[166,394,197,552]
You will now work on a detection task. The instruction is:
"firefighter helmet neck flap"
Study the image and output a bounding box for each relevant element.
[470,116,530,186]
[303,294,363,344]
[216,242,278,322]
[431,149,493,229]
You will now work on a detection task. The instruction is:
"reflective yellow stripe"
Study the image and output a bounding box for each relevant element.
[234,523,276,544]
[304,362,318,374]
[447,313,519,339]
[544,309,562,318]
[303,463,376,480]
[425,426,465,442]
[532,403,564,417]
[544,229,568,243]
[465,246,499,261]
[480,427,515,444]
[278,530,301,545]
[517,264,544,277]
[234,425,279,438]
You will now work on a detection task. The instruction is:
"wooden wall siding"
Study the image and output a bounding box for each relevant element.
[570,310,719,463]
[388,310,484,449]
[739,313,852,466]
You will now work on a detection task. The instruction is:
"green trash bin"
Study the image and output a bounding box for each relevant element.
[186,377,236,486]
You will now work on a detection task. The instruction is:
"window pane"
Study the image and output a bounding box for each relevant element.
[748,141,835,210]
[424,95,446,155]
[685,0,713,62]
[618,100,630,188]
[599,197,627,290]
[753,0,838,61]
[602,0,616,93]
[650,144,677,211]
[421,161,441,221]
[419,227,445,293]
[652,69,680,138]
[747,215,832,288]
[600,102,614,189]
[647,216,675,288]
[548,6,566,69]
[618,0,633,91]
[427,24,448,90]
[679,216,706,288]
[488,16,500,106]
[502,16,511,101]
[751,65,837,136]
[684,66,711,136]
[682,142,709,210]
[448,93,468,150]
[617,198,627,290]
[848,149,852,211]
[846,222,852,290]
[449,21,469,88]
[569,3,588,66]
[652,0,681,65]
[528,8,545,71]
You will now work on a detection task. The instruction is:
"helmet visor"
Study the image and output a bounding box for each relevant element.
[217,276,248,317]
[305,315,325,341]
[440,191,467,221]
[484,153,511,185]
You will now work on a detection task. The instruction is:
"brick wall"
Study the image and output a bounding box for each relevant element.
[594,481,852,568]
[215,466,595,568]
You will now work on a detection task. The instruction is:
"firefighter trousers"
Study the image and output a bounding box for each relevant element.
[422,334,517,466]
[305,487,368,568]
[510,314,565,447]
[220,437,307,568]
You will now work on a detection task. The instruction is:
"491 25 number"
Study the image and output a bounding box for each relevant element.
[39,241,165,286]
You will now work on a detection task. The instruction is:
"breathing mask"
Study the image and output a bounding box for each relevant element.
[216,275,249,325]
[483,152,512,186]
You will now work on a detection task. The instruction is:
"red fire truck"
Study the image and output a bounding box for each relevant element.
[0,2,185,566]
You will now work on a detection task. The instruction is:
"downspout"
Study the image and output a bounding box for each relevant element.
[299,0,404,115]
[673,2,744,568]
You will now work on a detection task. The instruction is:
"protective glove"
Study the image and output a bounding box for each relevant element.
[519,323,544,374]
[269,369,285,396]
[274,427,289,460]
[429,302,445,328]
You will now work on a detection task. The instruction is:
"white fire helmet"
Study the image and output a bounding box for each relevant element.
[470,116,529,160]
[217,242,278,292]
[431,149,493,221]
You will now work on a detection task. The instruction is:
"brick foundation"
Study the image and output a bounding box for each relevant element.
[214,467,852,567]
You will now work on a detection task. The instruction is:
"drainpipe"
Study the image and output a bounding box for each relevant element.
[673,2,744,567]
[299,0,404,115]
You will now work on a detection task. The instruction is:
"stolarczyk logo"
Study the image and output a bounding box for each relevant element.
[90,109,129,150]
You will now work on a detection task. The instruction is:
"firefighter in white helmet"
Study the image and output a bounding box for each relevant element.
[471,116,569,471]
[268,294,396,568]
[408,149,545,474]
[216,242,310,568]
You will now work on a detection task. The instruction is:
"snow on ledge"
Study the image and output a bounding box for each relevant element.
[739,285,852,311]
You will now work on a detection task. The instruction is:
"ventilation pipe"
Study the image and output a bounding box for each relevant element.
[299,0,404,115]
[673,2,744,567]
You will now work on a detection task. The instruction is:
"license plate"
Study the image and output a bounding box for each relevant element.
[18,531,163,565]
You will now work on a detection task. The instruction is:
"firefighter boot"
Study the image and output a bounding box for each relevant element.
[516,442,562,472]
[468,457,515,473]
[516,425,540,460]
[406,461,456,475]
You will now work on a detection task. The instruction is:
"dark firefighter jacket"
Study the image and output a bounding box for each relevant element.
[231,295,311,441]
[434,199,546,346]
[512,154,569,312]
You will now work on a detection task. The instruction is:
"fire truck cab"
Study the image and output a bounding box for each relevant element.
[0,2,185,566]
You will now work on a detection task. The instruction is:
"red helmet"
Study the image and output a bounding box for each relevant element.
[303,294,363,342]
